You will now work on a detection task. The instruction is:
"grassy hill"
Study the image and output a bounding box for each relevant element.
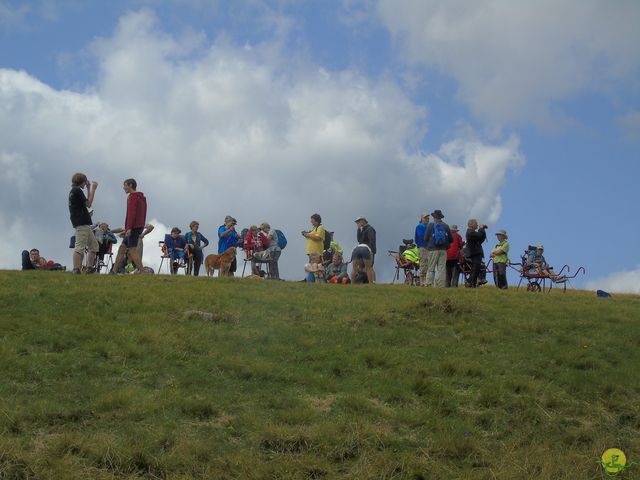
[0,271,638,479]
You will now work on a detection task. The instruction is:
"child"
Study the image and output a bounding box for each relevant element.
[304,253,325,283]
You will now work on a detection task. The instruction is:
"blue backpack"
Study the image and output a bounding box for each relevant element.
[432,223,448,246]
[275,229,287,249]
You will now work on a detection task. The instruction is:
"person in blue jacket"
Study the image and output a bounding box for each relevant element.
[217,216,241,276]
[414,213,429,285]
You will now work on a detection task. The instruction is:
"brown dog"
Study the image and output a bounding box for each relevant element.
[205,247,236,277]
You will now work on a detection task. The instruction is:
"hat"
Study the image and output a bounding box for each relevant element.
[451,224,458,231]
[495,229,508,238]
[421,212,429,218]
[230,217,238,225]
[431,209,444,219]
[224,215,233,223]
[536,245,544,250]
[354,216,367,223]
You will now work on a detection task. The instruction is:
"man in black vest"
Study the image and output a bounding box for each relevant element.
[355,216,376,284]
[465,218,487,287]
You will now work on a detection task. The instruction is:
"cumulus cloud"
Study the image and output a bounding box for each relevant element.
[0,9,522,280]
[374,0,640,127]
[586,267,640,295]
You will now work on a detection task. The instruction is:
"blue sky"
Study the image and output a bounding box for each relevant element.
[1,0,639,291]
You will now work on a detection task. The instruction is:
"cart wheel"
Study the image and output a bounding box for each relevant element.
[526,282,541,292]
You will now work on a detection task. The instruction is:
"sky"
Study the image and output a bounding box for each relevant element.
[1,0,639,292]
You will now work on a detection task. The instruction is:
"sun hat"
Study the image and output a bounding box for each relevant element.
[431,209,444,219]
[495,229,508,238]
[354,216,367,223]
[451,224,458,231]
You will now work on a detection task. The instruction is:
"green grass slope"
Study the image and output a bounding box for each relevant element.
[0,272,638,479]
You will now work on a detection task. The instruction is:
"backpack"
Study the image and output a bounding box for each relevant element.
[275,229,287,249]
[323,230,333,251]
[432,223,448,246]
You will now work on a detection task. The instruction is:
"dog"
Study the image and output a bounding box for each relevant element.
[205,247,236,277]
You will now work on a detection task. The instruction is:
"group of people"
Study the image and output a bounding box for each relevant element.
[302,214,377,284]
[18,173,562,289]
[406,209,565,289]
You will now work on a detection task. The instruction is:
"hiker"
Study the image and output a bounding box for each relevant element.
[95,222,117,262]
[355,216,376,283]
[526,245,566,283]
[68,173,99,274]
[465,219,487,288]
[350,243,374,284]
[423,209,453,288]
[302,213,325,259]
[325,252,350,284]
[218,216,241,276]
[21,249,64,271]
[304,253,325,283]
[111,178,147,274]
[185,220,209,276]
[251,223,282,279]
[490,229,510,289]
[244,225,269,276]
[445,224,465,288]
[165,227,188,274]
[111,224,154,273]
[415,213,429,285]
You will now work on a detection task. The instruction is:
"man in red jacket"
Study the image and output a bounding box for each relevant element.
[112,178,147,273]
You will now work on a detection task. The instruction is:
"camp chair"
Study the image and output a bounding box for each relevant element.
[388,239,421,286]
[458,254,492,287]
[513,246,585,293]
[95,242,114,273]
[241,249,270,278]
[159,235,192,275]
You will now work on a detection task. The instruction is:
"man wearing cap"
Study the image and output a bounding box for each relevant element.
[218,215,241,276]
[424,209,454,287]
[355,216,376,283]
[445,224,465,287]
[490,229,510,289]
[414,213,429,285]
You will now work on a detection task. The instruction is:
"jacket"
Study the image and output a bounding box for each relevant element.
[125,192,147,230]
[357,225,376,254]
[447,231,465,261]
[465,227,487,257]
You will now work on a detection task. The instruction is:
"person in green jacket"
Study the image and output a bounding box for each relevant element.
[490,229,510,289]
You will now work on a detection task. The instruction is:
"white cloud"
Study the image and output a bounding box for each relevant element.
[374,0,640,127]
[0,9,522,280]
[586,267,640,295]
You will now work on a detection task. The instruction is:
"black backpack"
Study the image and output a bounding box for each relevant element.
[323,230,333,251]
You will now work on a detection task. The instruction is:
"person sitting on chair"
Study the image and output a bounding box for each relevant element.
[251,223,281,279]
[526,245,566,282]
[184,220,209,276]
[325,252,350,284]
[244,225,269,276]
[165,227,188,274]
[21,248,65,271]
[95,222,117,262]
[305,253,325,283]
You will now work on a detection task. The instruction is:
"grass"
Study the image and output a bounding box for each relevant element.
[0,271,638,479]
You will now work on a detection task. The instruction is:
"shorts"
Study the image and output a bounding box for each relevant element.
[124,227,143,248]
[351,246,372,262]
[74,225,99,254]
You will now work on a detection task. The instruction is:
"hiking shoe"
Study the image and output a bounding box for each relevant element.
[86,267,96,274]
[71,268,81,275]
